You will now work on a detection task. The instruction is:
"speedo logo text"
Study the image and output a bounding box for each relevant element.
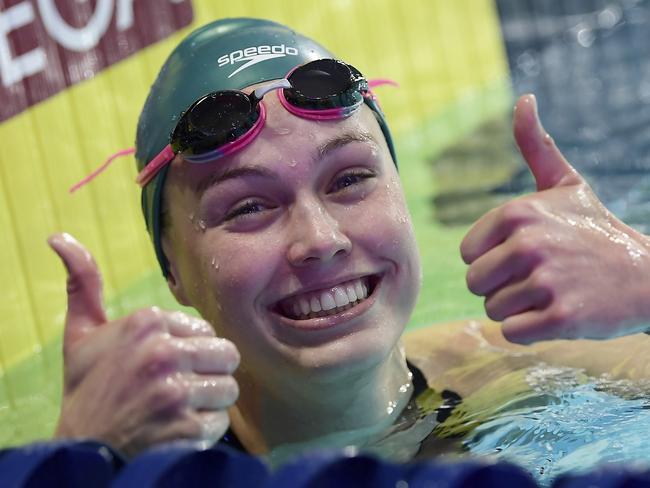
[217,44,299,78]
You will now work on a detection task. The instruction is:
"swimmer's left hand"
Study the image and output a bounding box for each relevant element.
[460,94,650,343]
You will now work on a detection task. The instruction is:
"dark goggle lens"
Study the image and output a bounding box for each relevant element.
[290,60,352,98]
[172,91,260,155]
[189,92,251,135]
[285,59,366,110]
[170,60,366,158]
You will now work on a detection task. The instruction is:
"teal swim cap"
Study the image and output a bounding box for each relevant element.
[135,17,397,276]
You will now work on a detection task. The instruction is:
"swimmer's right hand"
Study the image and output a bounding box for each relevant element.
[48,233,240,458]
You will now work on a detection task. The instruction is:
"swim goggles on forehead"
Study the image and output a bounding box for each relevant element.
[135,58,394,187]
[68,59,395,193]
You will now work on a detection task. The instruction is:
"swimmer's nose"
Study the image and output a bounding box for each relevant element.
[286,200,351,267]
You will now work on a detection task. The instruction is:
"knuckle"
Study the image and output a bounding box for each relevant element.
[511,234,542,261]
[170,311,215,337]
[149,378,188,412]
[499,198,543,226]
[529,269,554,293]
[126,307,166,338]
[143,340,179,376]
[201,338,240,371]
[66,268,98,296]
[548,302,572,327]
[498,201,527,224]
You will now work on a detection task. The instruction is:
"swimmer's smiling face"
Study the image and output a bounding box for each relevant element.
[161,83,421,383]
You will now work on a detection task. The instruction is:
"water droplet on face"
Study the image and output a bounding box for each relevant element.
[288,159,297,167]
[211,257,220,270]
[274,127,291,136]
[192,217,206,232]
[386,400,397,415]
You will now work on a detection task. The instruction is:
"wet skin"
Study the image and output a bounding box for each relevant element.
[48,92,650,458]
[161,86,422,449]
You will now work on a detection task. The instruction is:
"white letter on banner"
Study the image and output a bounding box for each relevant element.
[0,2,47,87]
[116,0,134,31]
[37,0,113,52]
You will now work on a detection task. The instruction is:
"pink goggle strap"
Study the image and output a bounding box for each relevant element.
[135,145,175,187]
[69,147,136,193]
[368,79,399,89]
[277,90,358,120]
[69,78,399,193]
[365,79,399,111]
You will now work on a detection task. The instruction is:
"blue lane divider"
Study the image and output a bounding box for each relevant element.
[554,466,650,488]
[3,440,650,487]
[0,440,122,488]
[111,442,268,488]
[405,461,538,487]
[266,452,406,488]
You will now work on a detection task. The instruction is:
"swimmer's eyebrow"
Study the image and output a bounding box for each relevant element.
[195,165,278,195]
[317,131,377,160]
[194,131,377,195]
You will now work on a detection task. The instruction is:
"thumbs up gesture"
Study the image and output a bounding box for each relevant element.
[48,234,240,457]
[461,94,650,343]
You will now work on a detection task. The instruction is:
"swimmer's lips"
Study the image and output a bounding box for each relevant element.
[270,274,382,330]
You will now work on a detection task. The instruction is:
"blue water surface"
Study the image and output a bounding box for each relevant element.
[465,365,650,486]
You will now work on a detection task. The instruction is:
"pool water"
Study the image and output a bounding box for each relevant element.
[378,364,650,487]
[464,365,650,485]
[267,361,650,485]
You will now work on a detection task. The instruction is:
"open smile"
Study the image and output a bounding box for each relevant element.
[271,274,382,328]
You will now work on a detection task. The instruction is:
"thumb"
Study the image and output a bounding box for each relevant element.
[48,233,107,348]
[513,94,583,191]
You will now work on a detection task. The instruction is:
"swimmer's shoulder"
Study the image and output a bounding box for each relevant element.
[404,318,650,384]
[402,319,533,396]
[403,318,520,361]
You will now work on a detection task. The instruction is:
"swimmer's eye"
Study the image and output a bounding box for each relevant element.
[224,200,273,221]
[329,170,375,193]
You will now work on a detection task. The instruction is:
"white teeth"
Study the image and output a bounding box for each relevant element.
[310,296,322,313]
[346,284,357,302]
[299,298,310,316]
[334,288,350,307]
[280,276,376,319]
[354,280,365,299]
[320,292,336,311]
